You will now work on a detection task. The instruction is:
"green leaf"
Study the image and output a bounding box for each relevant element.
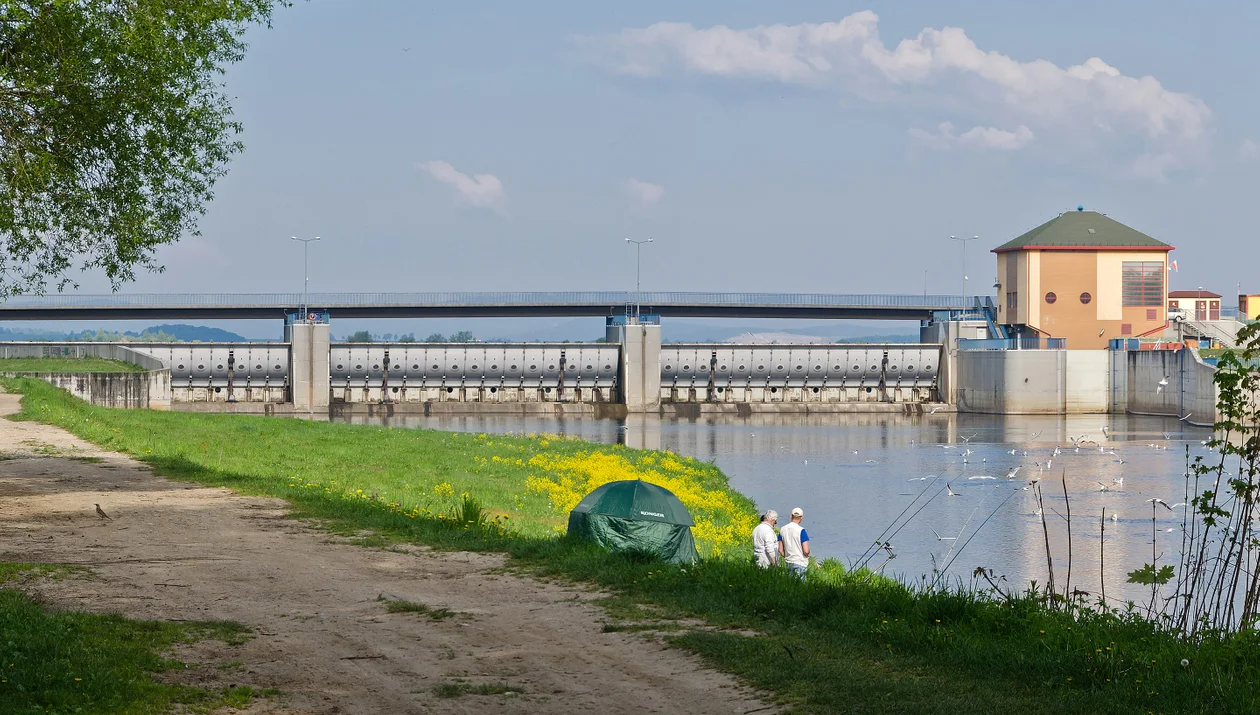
[1127,564,1175,586]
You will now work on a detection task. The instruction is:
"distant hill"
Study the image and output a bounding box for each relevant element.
[141,324,249,342]
[0,324,250,343]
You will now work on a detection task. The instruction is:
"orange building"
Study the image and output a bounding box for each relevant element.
[992,208,1173,349]
[1241,294,1260,321]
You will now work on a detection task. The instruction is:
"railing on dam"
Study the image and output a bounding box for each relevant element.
[0,291,976,310]
[958,337,1067,350]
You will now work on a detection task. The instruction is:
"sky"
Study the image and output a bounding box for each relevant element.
[16,1,1260,338]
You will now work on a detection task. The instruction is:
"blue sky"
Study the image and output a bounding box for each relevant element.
[38,1,1260,336]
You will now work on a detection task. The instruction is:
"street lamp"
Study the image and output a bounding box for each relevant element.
[625,237,653,319]
[950,235,980,312]
[291,236,321,321]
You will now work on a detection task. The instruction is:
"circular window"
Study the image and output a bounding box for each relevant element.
[890,365,899,371]
[794,366,803,372]
[1080,292,1092,304]
[216,364,223,370]
[567,364,576,371]
[255,364,262,370]
[197,364,205,370]
[177,364,185,370]
[510,364,518,371]
[719,364,728,371]
[548,364,556,370]
[1045,292,1057,304]
[852,364,860,371]
[470,365,478,371]
[926,365,934,372]
[870,365,878,371]
[490,387,497,393]
[757,365,765,371]
[771,387,778,393]
[833,364,841,371]
[585,364,593,371]
[214,387,221,393]
[491,364,499,370]
[372,364,379,370]
[274,364,282,370]
[738,365,746,371]
[812,387,820,393]
[776,365,785,372]
[446,387,453,393]
[450,364,459,370]
[412,364,419,370]
[391,386,399,393]
[664,364,673,371]
[813,365,822,372]
[604,364,612,370]
[530,365,537,371]
[336,364,344,370]
[682,365,691,371]
[698,364,708,371]
[392,364,401,371]
[907,365,914,371]
[355,364,362,370]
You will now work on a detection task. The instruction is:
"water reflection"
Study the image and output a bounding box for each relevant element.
[336,411,1213,603]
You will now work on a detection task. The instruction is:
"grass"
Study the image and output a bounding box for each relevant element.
[432,681,525,697]
[379,597,458,620]
[0,356,146,373]
[5,377,1260,714]
[0,563,264,714]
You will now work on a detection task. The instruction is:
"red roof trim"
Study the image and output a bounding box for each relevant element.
[1168,290,1222,299]
[992,245,1174,254]
[1136,323,1169,338]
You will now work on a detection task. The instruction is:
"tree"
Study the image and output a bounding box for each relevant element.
[397,333,416,343]
[424,333,446,343]
[0,1,280,295]
[347,330,372,343]
[450,330,475,343]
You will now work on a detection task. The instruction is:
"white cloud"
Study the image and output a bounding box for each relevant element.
[909,122,1034,151]
[418,160,505,209]
[625,178,665,208]
[591,12,1212,176]
[1240,139,1260,161]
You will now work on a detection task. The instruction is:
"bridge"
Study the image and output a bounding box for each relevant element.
[0,291,989,321]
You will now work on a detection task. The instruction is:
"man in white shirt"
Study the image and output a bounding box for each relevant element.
[778,507,810,579]
[751,510,779,567]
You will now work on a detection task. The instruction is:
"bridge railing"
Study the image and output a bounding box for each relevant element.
[0,291,975,309]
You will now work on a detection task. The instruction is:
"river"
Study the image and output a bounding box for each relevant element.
[334,411,1216,604]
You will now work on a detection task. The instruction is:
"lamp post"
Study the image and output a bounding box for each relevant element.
[291,236,321,321]
[624,237,653,320]
[950,235,980,313]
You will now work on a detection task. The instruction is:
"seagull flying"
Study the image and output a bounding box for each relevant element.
[930,527,958,541]
[946,484,961,497]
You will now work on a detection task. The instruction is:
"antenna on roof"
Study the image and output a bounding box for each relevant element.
[1077,205,1084,212]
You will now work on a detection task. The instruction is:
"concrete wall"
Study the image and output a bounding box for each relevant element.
[955,349,1067,414]
[0,342,170,409]
[288,323,330,413]
[1122,348,1219,426]
[607,322,661,412]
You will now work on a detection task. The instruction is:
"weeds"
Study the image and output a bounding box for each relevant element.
[432,681,524,697]
[379,597,458,620]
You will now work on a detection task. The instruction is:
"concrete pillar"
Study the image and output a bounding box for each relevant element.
[289,322,330,413]
[608,320,661,412]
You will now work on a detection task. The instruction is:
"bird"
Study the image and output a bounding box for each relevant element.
[1008,449,1017,455]
[94,504,112,521]
[1111,513,1118,523]
[929,406,943,414]
[864,459,878,464]
[1096,482,1111,492]
[1147,498,1174,511]
[968,475,996,480]
[963,448,973,456]
[930,527,957,541]
[1029,431,1042,440]
[803,460,808,465]
[1006,467,1021,480]
[1113,478,1124,488]
[946,484,961,497]
[961,433,976,443]
[1101,426,1109,438]
[1157,376,1169,394]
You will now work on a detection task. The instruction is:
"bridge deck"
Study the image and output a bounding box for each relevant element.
[0,292,985,321]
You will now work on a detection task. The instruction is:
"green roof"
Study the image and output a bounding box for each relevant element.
[993,210,1172,252]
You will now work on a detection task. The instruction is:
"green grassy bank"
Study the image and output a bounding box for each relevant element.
[0,563,266,714]
[4,378,1258,714]
[0,356,146,373]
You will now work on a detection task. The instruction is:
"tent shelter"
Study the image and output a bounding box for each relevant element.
[566,480,699,564]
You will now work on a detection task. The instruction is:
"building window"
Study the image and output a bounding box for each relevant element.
[1007,291,1018,313]
[1121,323,1132,335]
[1045,292,1057,304]
[1122,261,1165,307]
[1080,292,1092,304]
[1147,309,1157,320]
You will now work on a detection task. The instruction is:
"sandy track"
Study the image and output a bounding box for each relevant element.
[0,394,774,714]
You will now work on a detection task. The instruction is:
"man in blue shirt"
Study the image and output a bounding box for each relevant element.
[778,507,810,579]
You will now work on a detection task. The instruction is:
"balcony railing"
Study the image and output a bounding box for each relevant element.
[957,337,1066,351]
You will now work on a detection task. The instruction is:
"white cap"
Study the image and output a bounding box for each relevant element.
[791,507,804,518]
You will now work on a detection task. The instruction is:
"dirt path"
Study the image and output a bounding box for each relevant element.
[0,394,774,714]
